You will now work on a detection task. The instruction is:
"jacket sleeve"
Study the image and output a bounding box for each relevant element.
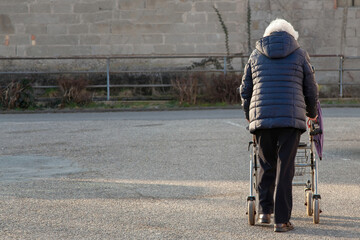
[302,53,318,118]
[240,61,253,120]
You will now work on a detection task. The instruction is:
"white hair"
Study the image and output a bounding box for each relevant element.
[263,18,299,40]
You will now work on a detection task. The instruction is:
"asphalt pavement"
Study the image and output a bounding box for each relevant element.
[0,108,359,239]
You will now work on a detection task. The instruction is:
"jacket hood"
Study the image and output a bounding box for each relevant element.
[256,31,300,59]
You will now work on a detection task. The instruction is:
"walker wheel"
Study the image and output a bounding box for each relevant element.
[306,191,313,216]
[247,200,256,225]
[313,199,320,224]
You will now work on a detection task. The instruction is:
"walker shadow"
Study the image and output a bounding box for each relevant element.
[289,215,360,238]
[249,215,360,238]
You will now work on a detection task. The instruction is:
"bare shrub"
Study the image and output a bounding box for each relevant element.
[0,79,35,109]
[171,74,202,105]
[204,73,242,104]
[343,85,360,98]
[318,85,339,98]
[58,78,92,106]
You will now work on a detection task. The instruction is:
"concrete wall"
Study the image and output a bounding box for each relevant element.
[0,0,247,56]
[0,0,360,97]
[0,0,358,57]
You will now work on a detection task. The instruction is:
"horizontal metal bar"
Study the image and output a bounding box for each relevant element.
[292,182,308,186]
[0,54,344,60]
[109,70,243,74]
[317,83,360,85]
[93,83,360,87]
[344,56,360,59]
[0,70,244,75]
[35,96,174,101]
[297,146,311,149]
[31,84,174,89]
[0,71,105,74]
[316,83,339,85]
[315,69,340,72]
[26,82,360,90]
[110,84,172,88]
[295,163,312,167]
[339,83,360,85]
[88,84,173,88]
[0,54,247,60]
[343,69,360,71]
[311,68,360,72]
[309,54,343,58]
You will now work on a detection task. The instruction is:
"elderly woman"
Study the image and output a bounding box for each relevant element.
[240,19,318,232]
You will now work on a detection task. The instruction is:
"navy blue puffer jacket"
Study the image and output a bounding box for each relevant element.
[240,31,318,133]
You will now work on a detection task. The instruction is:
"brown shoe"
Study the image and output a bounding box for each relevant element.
[258,214,271,224]
[274,222,294,232]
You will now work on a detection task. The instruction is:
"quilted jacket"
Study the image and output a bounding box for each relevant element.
[240,31,318,133]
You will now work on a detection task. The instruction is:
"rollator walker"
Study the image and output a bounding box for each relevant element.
[246,119,323,225]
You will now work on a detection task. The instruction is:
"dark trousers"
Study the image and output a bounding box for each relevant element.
[255,128,301,224]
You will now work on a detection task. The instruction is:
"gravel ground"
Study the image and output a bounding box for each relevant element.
[0,109,359,239]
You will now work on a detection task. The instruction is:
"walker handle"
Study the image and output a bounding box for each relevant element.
[310,127,322,136]
[307,119,322,135]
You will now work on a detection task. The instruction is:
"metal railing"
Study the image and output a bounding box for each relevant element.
[0,54,359,100]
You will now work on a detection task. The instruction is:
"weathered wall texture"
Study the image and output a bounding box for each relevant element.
[0,0,248,56]
[0,0,359,57]
[0,0,359,97]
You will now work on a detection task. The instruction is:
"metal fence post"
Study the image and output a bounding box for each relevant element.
[106,58,110,101]
[339,56,343,98]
